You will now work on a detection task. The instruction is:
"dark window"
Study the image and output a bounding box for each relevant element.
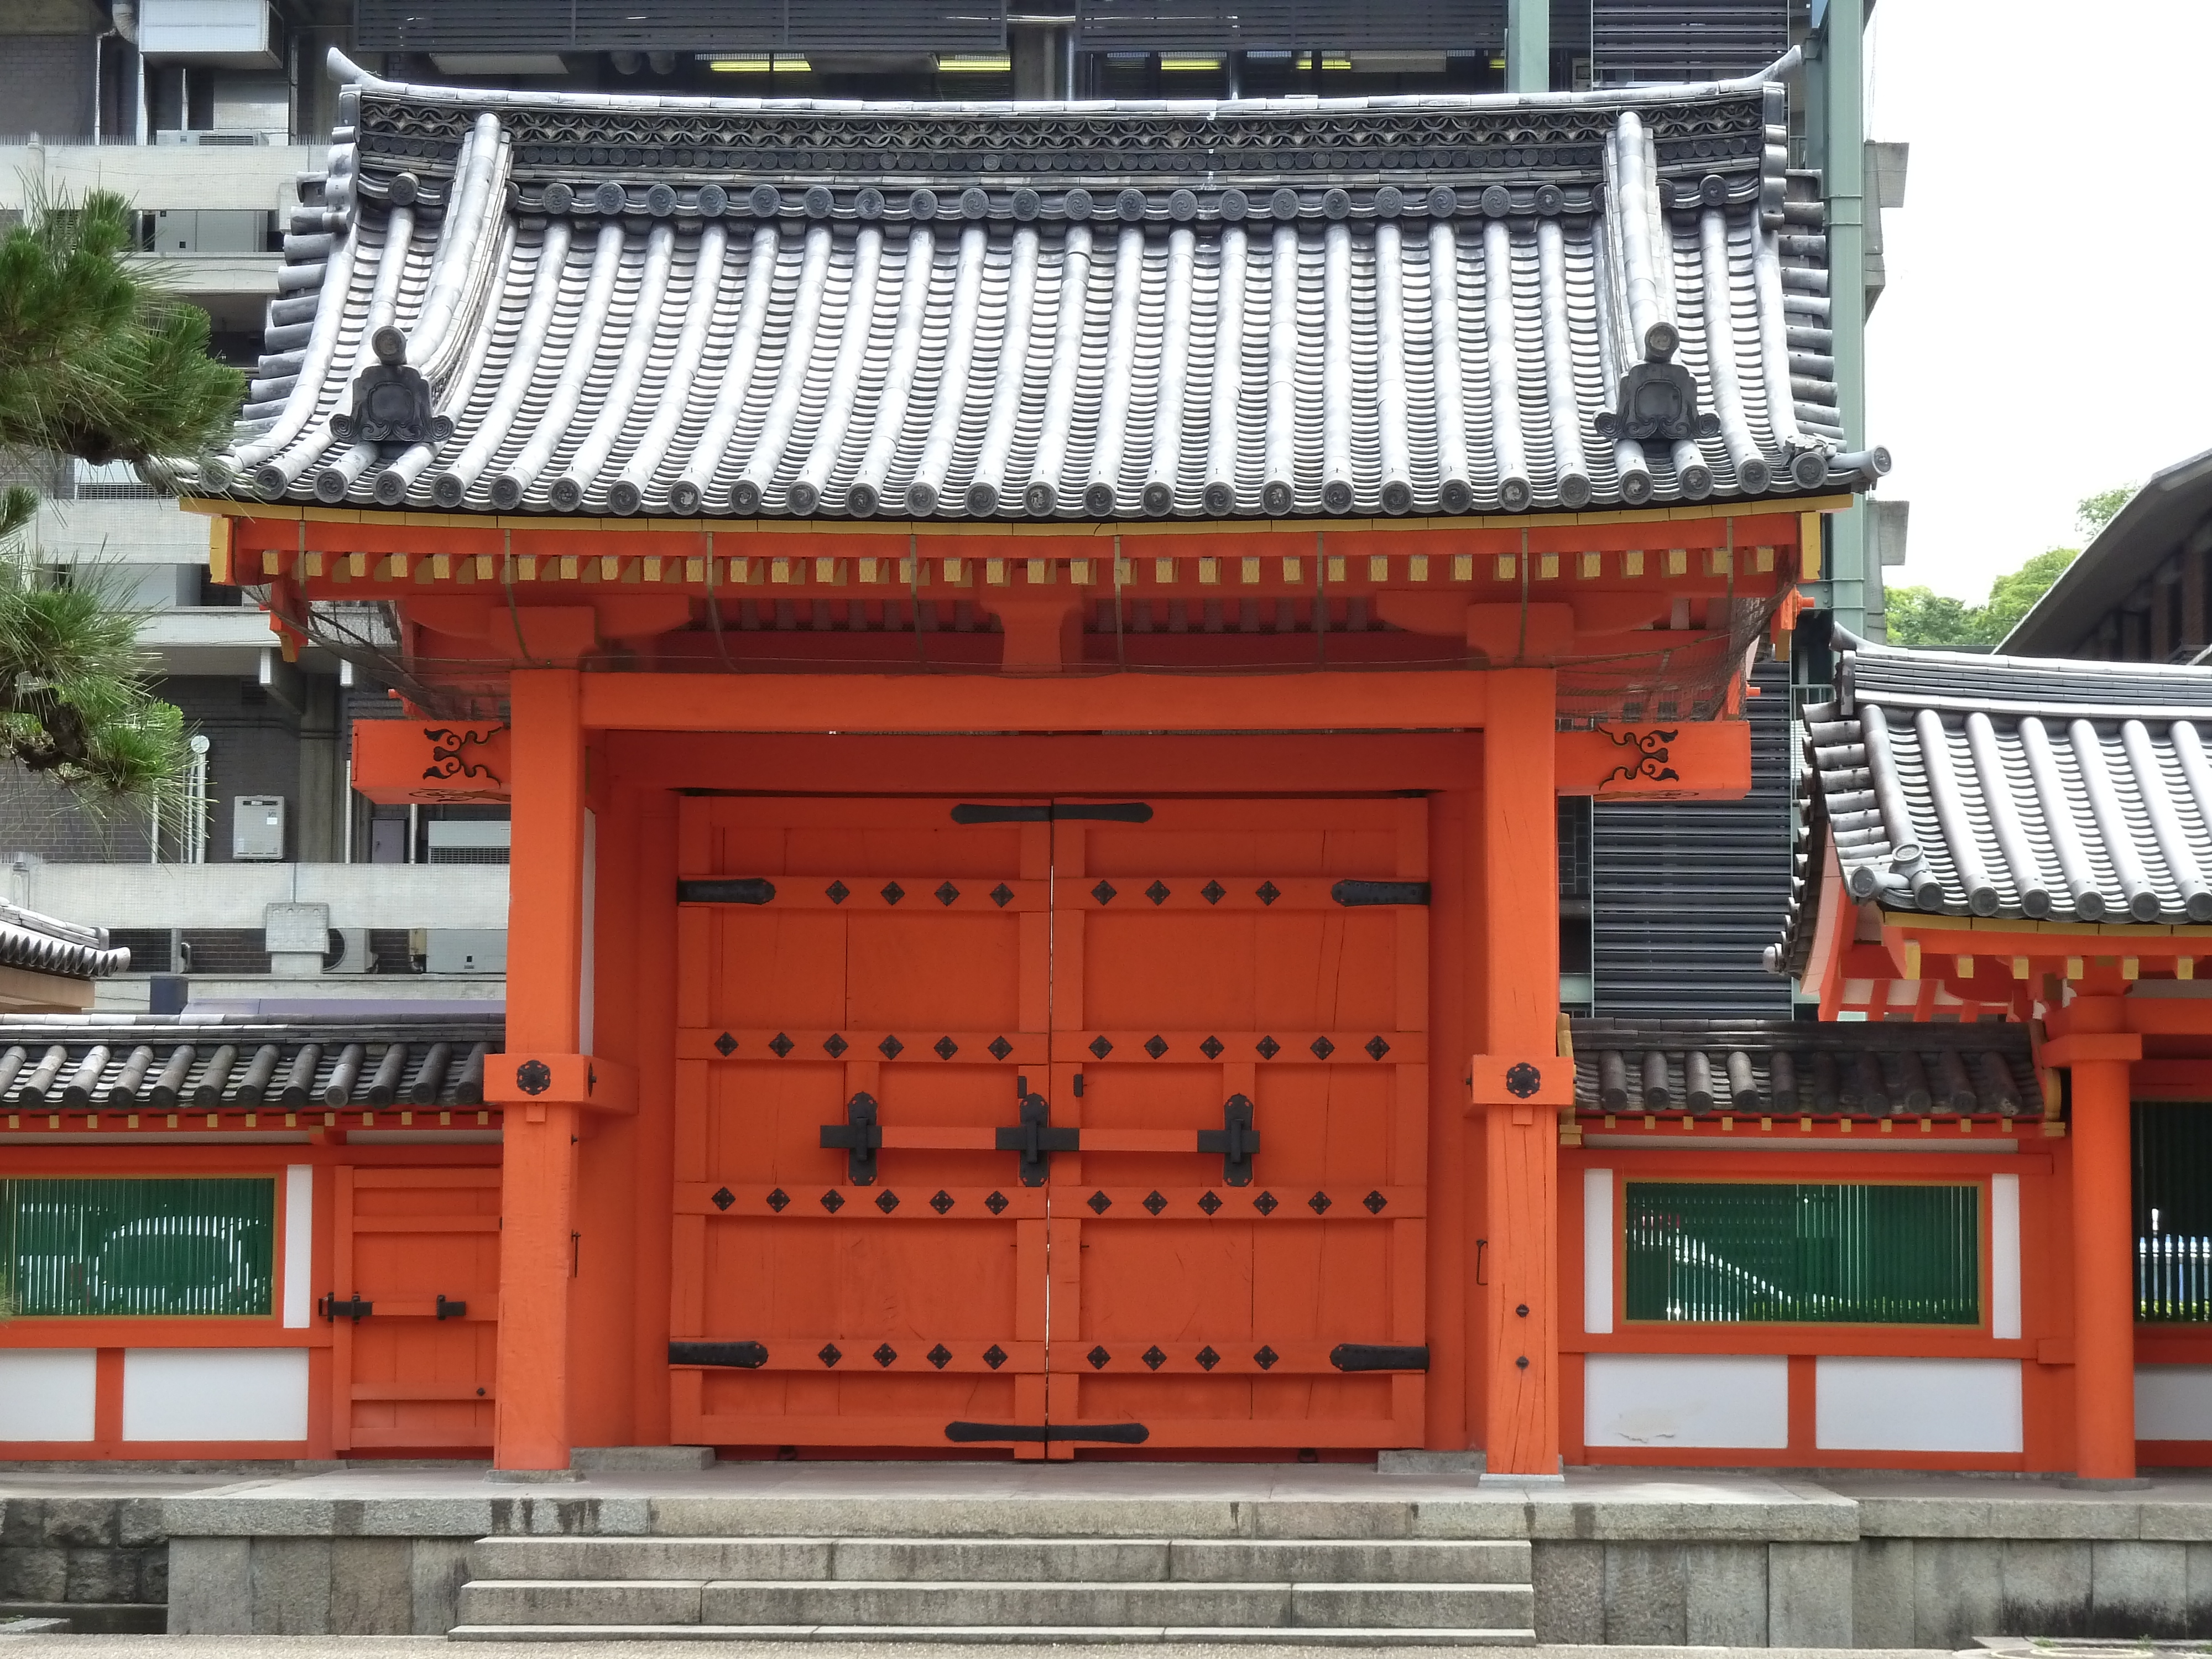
[2135,1103,2212,1322]
[1624,1180,1980,1326]
[2,1177,276,1318]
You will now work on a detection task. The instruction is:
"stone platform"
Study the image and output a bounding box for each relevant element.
[5,1463,2212,1645]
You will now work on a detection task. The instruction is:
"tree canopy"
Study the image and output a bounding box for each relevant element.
[1884,488,2135,650]
[0,188,243,806]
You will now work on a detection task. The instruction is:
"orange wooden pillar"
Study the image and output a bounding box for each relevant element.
[493,669,589,1472]
[2053,998,2145,1481]
[1469,669,1564,1476]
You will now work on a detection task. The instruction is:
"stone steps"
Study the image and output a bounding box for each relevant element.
[447,1535,1537,1645]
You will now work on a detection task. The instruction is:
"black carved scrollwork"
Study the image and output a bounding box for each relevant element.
[422,726,503,783]
[1601,728,1682,785]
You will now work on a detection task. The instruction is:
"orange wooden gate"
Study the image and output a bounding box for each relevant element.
[671,795,1427,1455]
[328,1166,500,1451]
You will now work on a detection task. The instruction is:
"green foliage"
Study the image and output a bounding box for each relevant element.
[0,188,244,481]
[0,557,190,806]
[1884,487,2134,649]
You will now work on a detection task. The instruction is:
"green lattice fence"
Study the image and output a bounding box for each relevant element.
[1624,1181,1980,1325]
[1,1178,275,1317]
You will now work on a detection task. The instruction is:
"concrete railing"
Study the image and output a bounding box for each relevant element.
[0,143,325,213]
[13,862,509,933]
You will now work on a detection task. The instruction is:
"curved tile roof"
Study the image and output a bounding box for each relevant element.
[180,50,1881,523]
[0,901,131,981]
[1770,633,2212,975]
[1572,1016,2034,1119]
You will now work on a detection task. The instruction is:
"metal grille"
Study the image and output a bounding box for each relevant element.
[1590,0,1789,85]
[1076,0,1506,50]
[354,0,1010,53]
[1590,659,1792,1018]
[1625,1181,1981,1325]
[2136,1103,2212,1322]
[2,1177,275,1318]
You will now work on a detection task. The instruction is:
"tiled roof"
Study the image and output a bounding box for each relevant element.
[1571,1016,2035,1119]
[1770,632,2212,975]
[0,902,131,981]
[0,1015,500,1109]
[176,50,1885,523]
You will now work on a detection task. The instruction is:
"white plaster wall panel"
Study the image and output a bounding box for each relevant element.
[0,1349,97,1441]
[2136,1365,2212,1441]
[282,1165,313,1329]
[1584,1353,1788,1449]
[122,1348,307,1441]
[1815,1357,2022,1453]
[1584,1168,1614,1334]
[1990,1173,2021,1340]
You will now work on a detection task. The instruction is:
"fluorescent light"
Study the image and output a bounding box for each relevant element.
[938,54,1010,71]
[1160,55,1220,70]
[709,54,807,71]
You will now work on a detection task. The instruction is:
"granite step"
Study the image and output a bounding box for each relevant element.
[444,1625,1538,1646]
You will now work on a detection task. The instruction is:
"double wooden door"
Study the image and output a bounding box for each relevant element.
[670,795,1428,1456]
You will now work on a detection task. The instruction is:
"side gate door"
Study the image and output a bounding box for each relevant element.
[671,796,1053,1453]
[327,1165,500,1451]
[1045,797,1431,1453]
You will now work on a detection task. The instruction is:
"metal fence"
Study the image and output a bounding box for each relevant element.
[2136,1103,2212,1321]
[1,1177,275,1318]
[1624,1180,1981,1325]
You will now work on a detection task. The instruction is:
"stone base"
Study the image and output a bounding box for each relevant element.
[484,1468,587,1484]
[571,1446,716,1473]
[1,1603,163,1635]
[1376,1451,1486,1475]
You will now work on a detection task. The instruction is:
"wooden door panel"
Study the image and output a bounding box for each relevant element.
[333,1167,499,1451]
[1052,798,1428,1451]
[674,796,1047,1451]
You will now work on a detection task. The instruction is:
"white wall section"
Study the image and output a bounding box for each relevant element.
[1990,1172,2021,1339]
[123,1348,308,1441]
[1583,1168,1614,1334]
[1584,1353,1789,1448]
[283,1164,314,1329]
[0,1350,97,1441]
[2137,1365,2212,1441]
[1815,1356,2022,1452]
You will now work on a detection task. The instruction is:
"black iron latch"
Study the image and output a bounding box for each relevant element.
[945,1420,1149,1443]
[821,1091,883,1185]
[1329,1344,1431,1371]
[994,1084,1078,1187]
[669,1340,768,1369]
[319,1293,372,1322]
[677,878,776,904]
[1196,1093,1260,1186]
[436,1295,467,1321]
[1331,880,1431,906]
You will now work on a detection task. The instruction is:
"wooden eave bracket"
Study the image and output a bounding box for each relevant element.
[484,1052,636,1115]
[1554,719,1751,801]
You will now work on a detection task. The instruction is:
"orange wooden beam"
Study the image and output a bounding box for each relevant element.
[576,670,1492,734]
[1554,720,1751,801]
[353,720,513,804]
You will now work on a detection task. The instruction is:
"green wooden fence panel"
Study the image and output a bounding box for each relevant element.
[1,1178,275,1318]
[1623,1180,1979,1325]
[2135,1102,2212,1322]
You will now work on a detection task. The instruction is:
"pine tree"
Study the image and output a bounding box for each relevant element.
[0,188,243,804]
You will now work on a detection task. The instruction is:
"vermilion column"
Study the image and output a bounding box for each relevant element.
[495,669,588,1471]
[2061,995,2143,1480]
[1478,669,1562,1475]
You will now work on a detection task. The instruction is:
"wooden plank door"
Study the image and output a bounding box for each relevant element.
[328,1166,500,1451]
[1048,798,1430,1452]
[672,796,1051,1452]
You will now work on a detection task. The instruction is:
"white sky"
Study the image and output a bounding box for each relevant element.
[1865,0,2212,599]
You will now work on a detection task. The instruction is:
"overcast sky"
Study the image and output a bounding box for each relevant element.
[1864,0,2212,599]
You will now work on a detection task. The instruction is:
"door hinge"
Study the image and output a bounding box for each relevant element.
[1331,880,1431,906]
[1195,1092,1260,1186]
[1329,1343,1430,1372]
[319,1293,372,1322]
[669,1340,769,1369]
[950,803,1155,824]
[676,878,777,904]
[944,1421,1150,1444]
[821,1091,884,1184]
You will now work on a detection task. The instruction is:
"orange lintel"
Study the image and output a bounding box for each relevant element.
[2038,1032,2144,1068]
[1554,720,1749,801]
[575,670,1493,734]
[353,720,513,805]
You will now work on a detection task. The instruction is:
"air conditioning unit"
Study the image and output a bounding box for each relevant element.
[424,929,506,975]
[155,129,268,145]
[152,208,267,255]
[232,796,285,860]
